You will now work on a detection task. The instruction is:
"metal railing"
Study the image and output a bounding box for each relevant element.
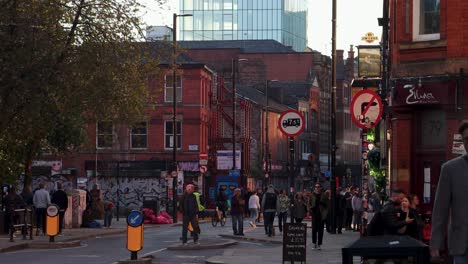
[9,207,33,242]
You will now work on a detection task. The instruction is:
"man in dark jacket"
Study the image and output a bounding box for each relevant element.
[5,187,25,235]
[262,185,278,237]
[382,188,414,235]
[51,183,68,234]
[179,184,199,245]
[230,188,245,236]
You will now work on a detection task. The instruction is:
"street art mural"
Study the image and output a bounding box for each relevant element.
[16,175,163,211]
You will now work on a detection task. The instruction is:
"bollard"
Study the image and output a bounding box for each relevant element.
[46,204,60,242]
[126,210,144,260]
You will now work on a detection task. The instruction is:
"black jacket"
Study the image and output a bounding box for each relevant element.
[381,201,407,235]
[179,192,199,218]
[51,190,68,211]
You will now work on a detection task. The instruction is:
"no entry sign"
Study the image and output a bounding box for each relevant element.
[350,89,383,129]
[278,110,305,137]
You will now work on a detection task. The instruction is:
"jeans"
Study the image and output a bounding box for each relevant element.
[231,214,243,235]
[35,208,47,234]
[58,210,66,233]
[454,249,468,264]
[249,208,258,223]
[263,211,275,236]
[278,212,288,232]
[104,210,113,227]
[312,213,324,245]
[182,215,199,243]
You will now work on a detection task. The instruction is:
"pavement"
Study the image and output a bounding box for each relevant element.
[205,220,361,264]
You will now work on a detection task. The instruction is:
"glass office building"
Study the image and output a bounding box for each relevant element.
[179,0,308,51]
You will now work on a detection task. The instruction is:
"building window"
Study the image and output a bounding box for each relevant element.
[131,122,147,149]
[165,120,182,149]
[165,75,182,103]
[413,0,440,41]
[97,121,113,149]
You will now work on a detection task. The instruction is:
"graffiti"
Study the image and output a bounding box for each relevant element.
[96,177,162,210]
[16,175,163,211]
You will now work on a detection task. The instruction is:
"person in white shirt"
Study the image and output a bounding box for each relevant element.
[248,190,260,228]
[33,184,50,235]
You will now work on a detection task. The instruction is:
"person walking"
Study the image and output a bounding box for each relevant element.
[277,190,290,232]
[335,187,346,234]
[248,190,260,228]
[291,192,307,223]
[4,187,25,236]
[351,191,363,232]
[431,121,468,263]
[261,185,278,237]
[309,183,329,250]
[51,183,68,234]
[33,184,50,236]
[230,188,245,236]
[344,187,354,230]
[103,200,114,228]
[179,184,199,245]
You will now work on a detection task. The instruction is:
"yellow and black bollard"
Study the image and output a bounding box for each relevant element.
[126,210,144,260]
[46,204,60,242]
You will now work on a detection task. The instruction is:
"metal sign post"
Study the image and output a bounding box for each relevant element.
[126,210,144,260]
[278,110,305,195]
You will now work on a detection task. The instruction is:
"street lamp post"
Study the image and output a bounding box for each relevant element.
[329,0,337,234]
[172,13,192,224]
[231,58,247,186]
[265,80,278,185]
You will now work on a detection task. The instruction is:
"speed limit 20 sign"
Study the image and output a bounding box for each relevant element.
[278,110,305,137]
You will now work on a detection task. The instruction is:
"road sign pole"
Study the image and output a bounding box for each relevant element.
[289,137,295,195]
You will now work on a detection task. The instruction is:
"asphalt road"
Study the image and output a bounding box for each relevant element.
[0,220,269,264]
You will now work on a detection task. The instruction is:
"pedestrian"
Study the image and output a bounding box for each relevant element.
[33,183,50,236]
[230,188,245,236]
[248,189,260,228]
[103,200,114,228]
[291,192,307,223]
[277,189,290,232]
[351,191,363,232]
[344,186,354,230]
[4,187,25,236]
[193,186,205,220]
[431,121,468,262]
[51,182,68,234]
[216,188,227,220]
[243,188,252,218]
[408,194,424,240]
[309,183,329,250]
[179,184,199,245]
[256,188,263,223]
[261,184,278,237]
[398,196,419,239]
[381,188,413,235]
[335,187,346,234]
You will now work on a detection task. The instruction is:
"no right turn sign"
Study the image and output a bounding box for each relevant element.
[350,89,383,129]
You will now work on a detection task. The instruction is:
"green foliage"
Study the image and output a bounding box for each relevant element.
[367,148,386,193]
[366,128,376,142]
[0,0,166,188]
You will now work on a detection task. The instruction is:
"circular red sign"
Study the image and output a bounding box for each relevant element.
[278,110,305,137]
[350,89,383,129]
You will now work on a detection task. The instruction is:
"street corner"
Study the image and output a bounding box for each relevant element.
[166,239,237,251]
[28,239,82,250]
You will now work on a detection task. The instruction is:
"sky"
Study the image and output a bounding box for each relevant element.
[140,0,383,57]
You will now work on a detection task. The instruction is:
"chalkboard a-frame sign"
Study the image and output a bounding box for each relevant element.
[282,223,307,263]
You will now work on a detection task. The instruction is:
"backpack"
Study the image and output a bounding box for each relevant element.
[367,211,385,236]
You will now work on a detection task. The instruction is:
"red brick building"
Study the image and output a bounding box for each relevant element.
[388,0,468,211]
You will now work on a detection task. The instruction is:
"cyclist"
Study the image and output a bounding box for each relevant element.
[216,188,227,220]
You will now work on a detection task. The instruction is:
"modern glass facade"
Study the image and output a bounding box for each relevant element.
[179,0,308,51]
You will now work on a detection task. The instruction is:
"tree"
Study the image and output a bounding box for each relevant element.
[0,0,168,192]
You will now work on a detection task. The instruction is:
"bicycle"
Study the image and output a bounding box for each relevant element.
[211,206,226,227]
